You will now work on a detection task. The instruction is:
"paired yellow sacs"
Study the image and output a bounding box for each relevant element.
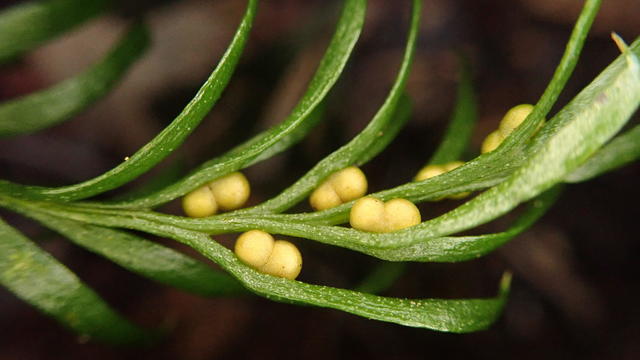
[310,166,421,232]
[349,197,421,233]
[481,104,536,153]
[309,166,367,211]
[234,230,302,280]
[182,172,250,218]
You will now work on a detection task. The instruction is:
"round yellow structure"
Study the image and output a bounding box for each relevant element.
[498,103,534,137]
[234,230,302,280]
[349,196,421,233]
[182,172,250,218]
[480,130,504,154]
[309,166,368,211]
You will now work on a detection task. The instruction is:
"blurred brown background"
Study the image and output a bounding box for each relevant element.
[1,0,639,359]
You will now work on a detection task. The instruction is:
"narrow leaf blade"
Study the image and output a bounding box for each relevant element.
[0,0,257,201]
[0,217,154,344]
[25,212,245,296]
[0,23,149,137]
[0,0,109,63]
[99,0,367,209]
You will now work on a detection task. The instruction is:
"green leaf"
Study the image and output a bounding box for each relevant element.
[150,227,512,333]
[0,217,154,345]
[0,0,257,201]
[351,57,475,291]
[212,0,603,228]
[402,37,640,239]
[96,0,368,210]
[493,0,602,154]
[565,122,640,182]
[1,183,556,264]
[22,211,245,296]
[0,190,509,333]
[0,0,110,63]
[230,0,420,215]
[363,187,561,262]
[0,23,149,137]
[427,54,477,165]
[354,94,412,166]
[90,216,513,332]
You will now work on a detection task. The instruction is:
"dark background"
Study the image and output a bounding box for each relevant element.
[1,0,639,359]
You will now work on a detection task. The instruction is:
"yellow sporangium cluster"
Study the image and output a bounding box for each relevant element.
[309,166,368,211]
[414,161,469,199]
[182,172,250,218]
[349,196,421,233]
[481,104,535,154]
[234,230,302,280]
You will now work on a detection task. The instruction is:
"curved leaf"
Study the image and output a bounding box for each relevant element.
[0,23,149,137]
[95,0,368,210]
[401,37,640,239]
[0,183,557,263]
[0,191,510,333]
[149,227,512,333]
[364,187,560,262]
[0,0,257,201]
[0,0,109,63]
[230,0,420,215]
[23,211,245,296]
[0,217,154,344]
[354,94,412,166]
[216,0,603,227]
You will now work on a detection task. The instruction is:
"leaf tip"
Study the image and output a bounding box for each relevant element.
[610,32,628,53]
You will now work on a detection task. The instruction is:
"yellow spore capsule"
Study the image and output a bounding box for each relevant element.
[309,182,342,211]
[498,103,534,137]
[309,166,368,211]
[414,164,446,182]
[234,231,303,280]
[350,196,421,233]
[481,130,504,154]
[182,172,250,217]
[234,230,275,268]
[182,185,218,218]
[208,172,250,211]
[349,196,387,232]
[258,240,303,280]
[383,198,422,231]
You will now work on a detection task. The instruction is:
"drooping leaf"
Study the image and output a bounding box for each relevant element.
[0,23,149,137]
[0,0,110,63]
[23,212,245,296]
[0,0,257,201]
[154,226,513,333]
[0,217,154,345]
